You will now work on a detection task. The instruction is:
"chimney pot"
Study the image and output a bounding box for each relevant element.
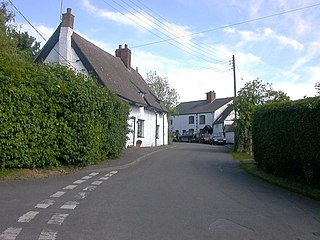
[115,43,131,68]
[206,90,216,103]
[61,8,75,29]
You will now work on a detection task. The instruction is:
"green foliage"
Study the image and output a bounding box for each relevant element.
[145,71,179,113]
[0,2,40,59]
[0,11,129,168]
[252,97,320,186]
[232,78,290,153]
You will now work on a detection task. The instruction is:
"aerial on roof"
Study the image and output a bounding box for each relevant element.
[35,11,166,113]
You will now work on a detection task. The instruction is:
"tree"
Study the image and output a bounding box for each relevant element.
[315,82,320,96]
[145,71,179,113]
[0,2,40,59]
[232,78,290,153]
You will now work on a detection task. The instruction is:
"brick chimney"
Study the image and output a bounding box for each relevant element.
[115,44,131,68]
[206,91,216,103]
[59,8,74,65]
[61,8,74,29]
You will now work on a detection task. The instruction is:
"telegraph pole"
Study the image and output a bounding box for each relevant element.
[232,55,237,99]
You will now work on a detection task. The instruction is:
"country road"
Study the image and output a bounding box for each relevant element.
[0,143,320,240]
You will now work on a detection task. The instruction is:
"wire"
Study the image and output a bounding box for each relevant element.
[101,0,229,65]
[127,0,228,60]
[132,2,320,48]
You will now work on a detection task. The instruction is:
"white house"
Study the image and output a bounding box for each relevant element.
[170,91,234,143]
[35,8,168,147]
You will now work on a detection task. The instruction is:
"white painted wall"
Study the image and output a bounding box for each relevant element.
[170,112,214,134]
[127,106,168,147]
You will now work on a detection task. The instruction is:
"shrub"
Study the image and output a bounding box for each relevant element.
[252,97,320,185]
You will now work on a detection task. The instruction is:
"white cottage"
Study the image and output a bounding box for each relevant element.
[35,8,168,147]
[170,91,234,143]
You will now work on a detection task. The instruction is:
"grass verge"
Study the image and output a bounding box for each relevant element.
[0,167,74,181]
[232,152,320,201]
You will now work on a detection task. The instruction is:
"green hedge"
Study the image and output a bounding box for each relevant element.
[0,44,129,168]
[252,97,320,185]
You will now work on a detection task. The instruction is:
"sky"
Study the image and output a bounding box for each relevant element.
[7,0,320,102]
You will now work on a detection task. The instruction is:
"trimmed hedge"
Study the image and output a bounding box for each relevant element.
[252,97,320,185]
[0,43,129,168]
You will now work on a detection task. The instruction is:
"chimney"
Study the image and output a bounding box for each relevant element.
[206,91,216,103]
[59,8,74,65]
[61,8,74,29]
[115,44,131,68]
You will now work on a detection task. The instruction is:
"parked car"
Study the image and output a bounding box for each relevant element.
[212,135,226,145]
[171,132,180,142]
[199,133,213,144]
[179,131,194,142]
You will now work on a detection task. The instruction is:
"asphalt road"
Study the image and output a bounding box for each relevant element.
[0,143,320,240]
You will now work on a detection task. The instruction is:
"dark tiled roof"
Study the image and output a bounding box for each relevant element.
[175,97,233,115]
[213,105,233,124]
[35,27,166,112]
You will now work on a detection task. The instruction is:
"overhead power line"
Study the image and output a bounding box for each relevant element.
[132,2,320,48]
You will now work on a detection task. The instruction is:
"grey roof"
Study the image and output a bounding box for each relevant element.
[174,97,233,115]
[35,25,166,112]
[213,105,233,124]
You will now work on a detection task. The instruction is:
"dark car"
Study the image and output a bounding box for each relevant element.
[212,135,226,145]
[179,131,194,142]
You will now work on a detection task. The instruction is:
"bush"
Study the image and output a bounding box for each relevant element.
[0,40,129,168]
[252,97,320,185]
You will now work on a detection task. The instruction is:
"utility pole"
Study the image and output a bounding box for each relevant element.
[232,55,237,99]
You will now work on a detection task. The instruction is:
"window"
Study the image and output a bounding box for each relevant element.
[156,125,160,139]
[170,119,173,125]
[200,115,206,124]
[137,120,144,137]
[189,116,194,124]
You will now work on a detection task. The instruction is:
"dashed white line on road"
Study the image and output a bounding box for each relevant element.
[110,171,118,175]
[89,172,99,176]
[63,185,77,190]
[35,199,55,209]
[91,181,103,185]
[47,213,68,225]
[38,229,57,240]
[82,186,96,191]
[0,227,22,240]
[74,192,88,200]
[17,211,39,223]
[81,176,93,180]
[73,180,86,184]
[60,201,79,210]
[50,191,65,198]
[99,177,109,180]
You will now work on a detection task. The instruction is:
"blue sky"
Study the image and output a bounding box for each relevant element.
[8,0,320,102]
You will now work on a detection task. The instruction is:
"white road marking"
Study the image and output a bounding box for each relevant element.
[99,177,109,180]
[89,172,99,176]
[110,171,118,175]
[17,211,39,223]
[74,192,88,200]
[73,180,86,184]
[50,191,65,198]
[82,186,96,191]
[91,181,103,185]
[0,227,22,240]
[105,173,112,177]
[47,213,68,225]
[63,185,77,190]
[35,199,54,209]
[60,201,79,210]
[81,175,93,180]
[38,229,57,240]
